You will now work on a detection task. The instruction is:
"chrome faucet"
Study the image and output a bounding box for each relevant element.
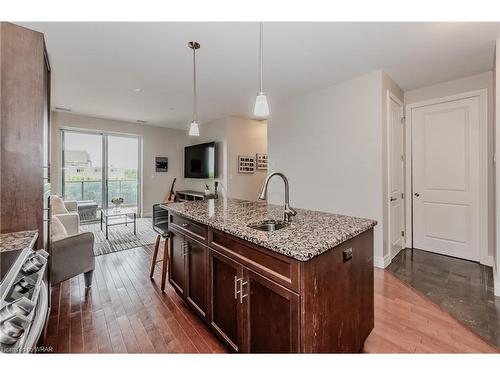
[258,172,297,224]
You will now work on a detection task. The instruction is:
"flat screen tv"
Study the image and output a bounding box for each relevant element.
[184,142,217,179]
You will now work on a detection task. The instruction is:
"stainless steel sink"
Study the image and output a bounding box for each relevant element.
[248,220,289,232]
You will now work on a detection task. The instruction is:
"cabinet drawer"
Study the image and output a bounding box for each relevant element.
[170,213,208,243]
[209,229,300,292]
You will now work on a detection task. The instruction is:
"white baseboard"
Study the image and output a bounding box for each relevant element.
[494,270,500,297]
[481,255,494,267]
[374,254,391,269]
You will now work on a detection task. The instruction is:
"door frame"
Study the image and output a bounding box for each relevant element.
[59,127,143,216]
[386,90,405,262]
[404,89,489,265]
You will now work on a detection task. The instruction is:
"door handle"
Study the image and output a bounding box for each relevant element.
[414,192,420,197]
[390,197,397,202]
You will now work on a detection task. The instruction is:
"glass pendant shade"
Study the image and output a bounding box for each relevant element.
[188,121,200,136]
[254,92,269,117]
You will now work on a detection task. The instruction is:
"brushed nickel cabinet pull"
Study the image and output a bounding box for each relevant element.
[239,279,248,304]
[234,276,239,299]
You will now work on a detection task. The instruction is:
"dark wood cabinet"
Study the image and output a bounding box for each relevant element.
[185,236,209,320]
[241,268,299,353]
[0,22,51,251]
[168,228,186,296]
[208,248,299,353]
[168,212,374,353]
[209,249,243,352]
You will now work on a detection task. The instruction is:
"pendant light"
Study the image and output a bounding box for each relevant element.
[188,41,200,136]
[253,22,269,117]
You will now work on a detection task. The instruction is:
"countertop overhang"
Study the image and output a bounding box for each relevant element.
[161,199,376,261]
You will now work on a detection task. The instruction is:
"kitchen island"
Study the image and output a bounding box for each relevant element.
[160,198,376,353]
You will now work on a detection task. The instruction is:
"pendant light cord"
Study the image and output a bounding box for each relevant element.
[259,22,264,93]
[192,46,197,122]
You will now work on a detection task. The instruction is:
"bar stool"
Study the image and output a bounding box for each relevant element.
[150,233,169,292]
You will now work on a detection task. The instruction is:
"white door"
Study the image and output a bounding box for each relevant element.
[387,94,405,258]
[412,96,480,261]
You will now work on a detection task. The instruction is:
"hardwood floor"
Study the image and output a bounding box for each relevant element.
[42,246,498,353]
[43,245,225,353]
[365,267,497,353]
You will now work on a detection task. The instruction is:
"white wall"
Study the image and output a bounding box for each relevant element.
[405,71,496,265]
[183,117,229,198]
[268,70,385,264]
[184,116,268,201]
[51,111,187,217]
[495,39,500,296]
[52,112,268,217]
[226,117,268,201]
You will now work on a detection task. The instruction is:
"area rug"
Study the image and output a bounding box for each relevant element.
[80,218,158,256]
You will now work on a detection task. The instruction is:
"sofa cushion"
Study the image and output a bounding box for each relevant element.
[50,195,69,215]
[51,216,68,242]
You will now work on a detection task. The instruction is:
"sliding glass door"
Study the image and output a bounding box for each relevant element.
[61,129,141,217]
[106,135,140,210]
[62,131,104,207]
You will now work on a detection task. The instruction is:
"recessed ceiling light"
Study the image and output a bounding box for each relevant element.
[55,107,72,112]
[136,120,148,124]
[133,88,142,92]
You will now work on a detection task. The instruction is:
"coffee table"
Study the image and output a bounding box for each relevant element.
[100,208,136,240]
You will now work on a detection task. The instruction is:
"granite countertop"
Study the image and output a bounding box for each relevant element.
[0,230,39,253]
[162,199,376,261]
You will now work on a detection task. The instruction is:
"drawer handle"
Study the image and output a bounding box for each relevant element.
[234,276,239,299]
[343,247,353,262]
[239,279,248,304]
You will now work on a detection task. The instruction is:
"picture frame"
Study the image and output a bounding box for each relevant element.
[256,153,268,170]
[238,155,255,173]
[155,156,169,172]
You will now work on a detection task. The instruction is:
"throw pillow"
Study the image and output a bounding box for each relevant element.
[50,195,69,215]
[51,216,68,242]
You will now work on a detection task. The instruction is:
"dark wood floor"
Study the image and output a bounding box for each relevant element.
[42,245,498,353]
[387,248,500,348]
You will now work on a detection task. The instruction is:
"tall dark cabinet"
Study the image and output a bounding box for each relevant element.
[0,22,51,252]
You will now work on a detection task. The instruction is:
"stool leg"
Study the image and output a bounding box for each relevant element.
[150,235,160,279]
[161,237,169,292]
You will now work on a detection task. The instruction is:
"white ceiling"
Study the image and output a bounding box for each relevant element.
[19,22,500,129]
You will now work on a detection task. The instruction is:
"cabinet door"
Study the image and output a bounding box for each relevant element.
[168,229,185,296]
[241,268,300,353]
[209,249,243,352]
[185,237,209,320]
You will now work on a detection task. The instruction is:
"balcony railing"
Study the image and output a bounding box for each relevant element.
[63,179,138,208]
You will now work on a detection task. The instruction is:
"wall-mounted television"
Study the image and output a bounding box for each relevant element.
[184,141,217,179]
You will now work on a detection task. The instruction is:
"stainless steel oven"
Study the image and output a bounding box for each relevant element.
[0,248,49,353]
